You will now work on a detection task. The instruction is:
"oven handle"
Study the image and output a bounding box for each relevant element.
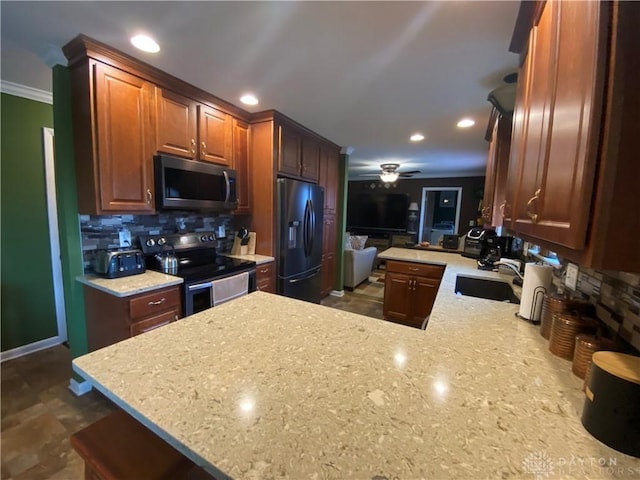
[187,282,213,292]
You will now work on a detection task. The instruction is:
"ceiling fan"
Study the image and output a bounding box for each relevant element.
[361,163,421,183]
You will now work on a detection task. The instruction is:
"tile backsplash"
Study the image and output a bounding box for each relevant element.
[531,252,640,353]
[79,212,242,271]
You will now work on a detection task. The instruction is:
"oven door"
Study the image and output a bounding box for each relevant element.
[184,268,257,316]
[184,281,214,316]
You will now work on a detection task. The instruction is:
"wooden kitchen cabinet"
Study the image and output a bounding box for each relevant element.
[249,111,341,267]
[319,145,340,297]
[233,118,251,215]
[506,0,640,272]
[156,88,197,158]
[64,35,252,215]
[277,122,320,182]
[482,111,511,227]
[256,261,276,293]
[68,61,157,214]
[156,88,233,166]
[383,260,444,329]
[83,285,181,352]
[321,215,337,297]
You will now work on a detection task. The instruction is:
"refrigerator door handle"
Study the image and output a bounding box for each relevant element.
[303,199,311,257]
[289,268,320,284]
[308,199,315,256]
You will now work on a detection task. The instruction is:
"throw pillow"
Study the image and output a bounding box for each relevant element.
[350,235,368,250]
[344,233,353,250]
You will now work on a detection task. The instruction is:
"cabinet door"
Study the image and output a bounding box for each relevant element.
[256,261,276,293]
[482,119,499,225]
[503,49,533,227]
[512,1,556,232]
[301,137,320,182]
[526,0,603,249]
[198,105,233,166]
[233,118,251,214]
[320,146,339,215]
[156,89,197,159]
[321,215,336,297]
[278,125,302,177]
[410,278,440,327]
[383,272,412,323]
[94,63,155,212]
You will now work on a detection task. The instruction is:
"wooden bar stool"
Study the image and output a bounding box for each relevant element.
[71,409,196,480]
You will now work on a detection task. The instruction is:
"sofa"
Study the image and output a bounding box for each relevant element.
[344,235,377,289]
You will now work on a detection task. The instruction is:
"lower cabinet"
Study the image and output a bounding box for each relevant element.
[256,261,276,293]
[84,285,181,352]
[383,260,444,329]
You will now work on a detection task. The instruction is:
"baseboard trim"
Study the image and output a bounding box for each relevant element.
[68,377,93,396]
[0,336,64,363]
[330,290,344,297]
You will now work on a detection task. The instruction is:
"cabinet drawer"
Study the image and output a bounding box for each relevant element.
[129,287,180,320]
[130,309,178,336]
[385,260,444,279]
[256,262,274,280]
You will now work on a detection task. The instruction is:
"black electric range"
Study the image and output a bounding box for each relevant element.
[138,231,256,316]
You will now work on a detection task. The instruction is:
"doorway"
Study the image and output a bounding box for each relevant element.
[417,187,462,245]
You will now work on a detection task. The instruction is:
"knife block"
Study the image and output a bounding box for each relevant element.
[230,232,256,255]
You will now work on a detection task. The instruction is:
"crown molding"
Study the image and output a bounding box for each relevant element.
[1,80,53,104]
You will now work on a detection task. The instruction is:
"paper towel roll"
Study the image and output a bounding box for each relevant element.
[519,263,553,321]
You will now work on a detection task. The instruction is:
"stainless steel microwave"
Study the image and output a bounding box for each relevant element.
[154,155,237,211]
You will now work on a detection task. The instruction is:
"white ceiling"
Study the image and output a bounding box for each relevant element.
[0,1,519,180]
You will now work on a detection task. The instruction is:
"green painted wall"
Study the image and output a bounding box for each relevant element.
[1,93,56,351]
[52,66,89,360]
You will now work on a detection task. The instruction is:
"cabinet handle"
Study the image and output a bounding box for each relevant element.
[526,188,541,223]
[409,267,419,271]
[148,298,166,306]
[190,138,196,154]
[201,141,207,152]
[499,201,507,218]
[259,268,269,273]
[146,189,152,204]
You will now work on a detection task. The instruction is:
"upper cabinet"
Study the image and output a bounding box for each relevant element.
[198,105,233,166]
[482,110,512,227]
[233,118,251,215]
[63,35,250,215]
[505,0,640,272]
[69,61,157,214]
[156,89,233,166]
[277,121,320,182]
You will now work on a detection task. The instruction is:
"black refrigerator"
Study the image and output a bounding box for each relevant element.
[276,178,324,303]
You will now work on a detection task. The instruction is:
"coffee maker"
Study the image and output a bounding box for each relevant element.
[462,228,496,259]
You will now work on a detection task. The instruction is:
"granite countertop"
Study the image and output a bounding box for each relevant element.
[73,251,640,479]
[77,271,183,297]
[222,253,275,265]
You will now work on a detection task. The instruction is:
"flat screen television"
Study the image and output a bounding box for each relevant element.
[346,192,409,232]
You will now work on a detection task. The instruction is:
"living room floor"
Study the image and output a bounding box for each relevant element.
[1,289,384,480]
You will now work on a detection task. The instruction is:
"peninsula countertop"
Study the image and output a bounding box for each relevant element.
[73,251,640,479]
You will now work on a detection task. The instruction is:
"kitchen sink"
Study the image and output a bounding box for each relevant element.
[454,274,520,304]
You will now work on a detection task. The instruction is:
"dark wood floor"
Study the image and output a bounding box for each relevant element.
[0,290,383,479]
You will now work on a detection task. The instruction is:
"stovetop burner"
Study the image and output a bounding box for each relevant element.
[138,231,256,282]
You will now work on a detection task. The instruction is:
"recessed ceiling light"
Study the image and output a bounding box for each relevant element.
[130,34,160,53]
[457,118,475,128]
[240,94,259,106]
[409,133,425,142]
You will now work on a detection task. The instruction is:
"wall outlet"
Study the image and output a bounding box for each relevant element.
[565,263,579,290]
[217,225,226,238]
[118,229,131,247]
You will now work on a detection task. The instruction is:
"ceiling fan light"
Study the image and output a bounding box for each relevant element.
[380,171,399,183]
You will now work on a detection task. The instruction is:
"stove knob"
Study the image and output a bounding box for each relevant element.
[208,234,215,241]
[200,235,208,242]
[158,238,166,246]
[146,239,155,247]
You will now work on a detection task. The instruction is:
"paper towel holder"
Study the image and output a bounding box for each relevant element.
[515,285,546,324]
